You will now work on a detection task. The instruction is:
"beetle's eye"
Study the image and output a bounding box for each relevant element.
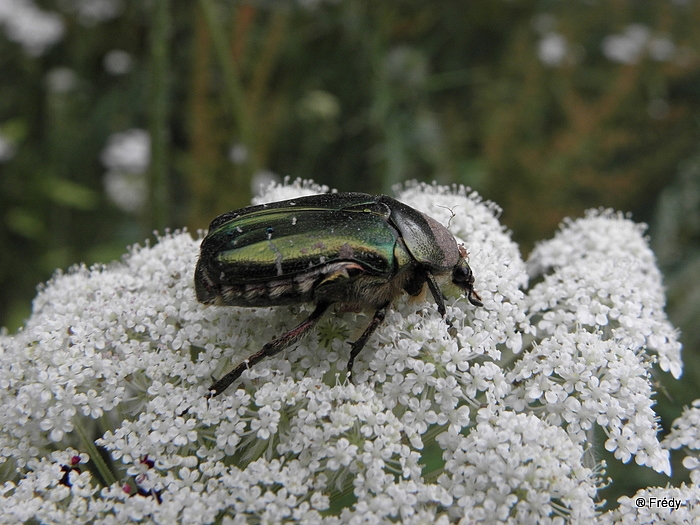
[452,264,473,286]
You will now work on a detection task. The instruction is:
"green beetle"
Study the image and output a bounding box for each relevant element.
[195,192,482,396]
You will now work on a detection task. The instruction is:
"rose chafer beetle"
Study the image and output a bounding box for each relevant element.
[195,192,482,396]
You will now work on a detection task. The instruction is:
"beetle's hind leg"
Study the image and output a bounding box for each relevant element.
[208,302,331,397]
[346,301,390,382]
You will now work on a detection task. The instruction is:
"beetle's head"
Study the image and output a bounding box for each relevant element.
[452,259,483,307]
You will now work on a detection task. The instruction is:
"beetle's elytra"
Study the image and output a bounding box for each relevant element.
[195,192,482,396]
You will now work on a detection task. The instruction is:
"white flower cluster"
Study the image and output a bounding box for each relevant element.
[518,208,683,475]
[601,484,700,525]
[526,209,681,378]
[0,179,695,523]
[61,0,123,27]
[602,24,677,65]
[532,14,570,68]
[664,400,700,486]
[0,0,64,57]
[0,128,16,162]
[538,32,569,67]
[100,128,151,213]
[532,17,681,69]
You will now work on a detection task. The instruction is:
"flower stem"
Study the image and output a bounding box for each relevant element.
[74,418,118,487]
[148,0,171,233]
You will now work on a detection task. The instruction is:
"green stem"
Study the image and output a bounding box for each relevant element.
[148,0,171,233]
[198,0,257,174]
[74,418,118,487]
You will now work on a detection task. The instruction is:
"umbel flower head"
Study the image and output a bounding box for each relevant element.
[1,179,697,524]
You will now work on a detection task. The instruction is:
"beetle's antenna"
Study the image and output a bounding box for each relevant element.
[437,204,458,229]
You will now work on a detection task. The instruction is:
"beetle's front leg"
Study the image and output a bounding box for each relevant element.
[425,272,459,333]
[208,302,331,397]
[346,301,391,382]
[425,273,447,317]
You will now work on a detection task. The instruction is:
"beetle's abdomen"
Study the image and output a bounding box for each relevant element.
[197,259,382,307]
[196,203,401,307]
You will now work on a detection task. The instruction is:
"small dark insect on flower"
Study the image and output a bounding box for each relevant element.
[195,192,482,396]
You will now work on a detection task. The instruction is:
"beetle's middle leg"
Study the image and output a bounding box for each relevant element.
[208,302,331,397]
[346,301,390,382]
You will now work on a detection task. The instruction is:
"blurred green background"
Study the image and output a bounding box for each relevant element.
[1,0,699,508]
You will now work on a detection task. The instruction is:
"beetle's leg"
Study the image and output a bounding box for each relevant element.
[208,302,331,397]
[425,272,458,333]
[346,301,390,382]
[425,273,447,317]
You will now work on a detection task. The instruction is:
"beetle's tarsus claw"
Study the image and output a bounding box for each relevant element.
[204,374,220,399]
[207,381,222,397]
[206,375,220,398]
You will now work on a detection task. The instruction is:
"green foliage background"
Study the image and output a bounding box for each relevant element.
[1,0,699,510]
